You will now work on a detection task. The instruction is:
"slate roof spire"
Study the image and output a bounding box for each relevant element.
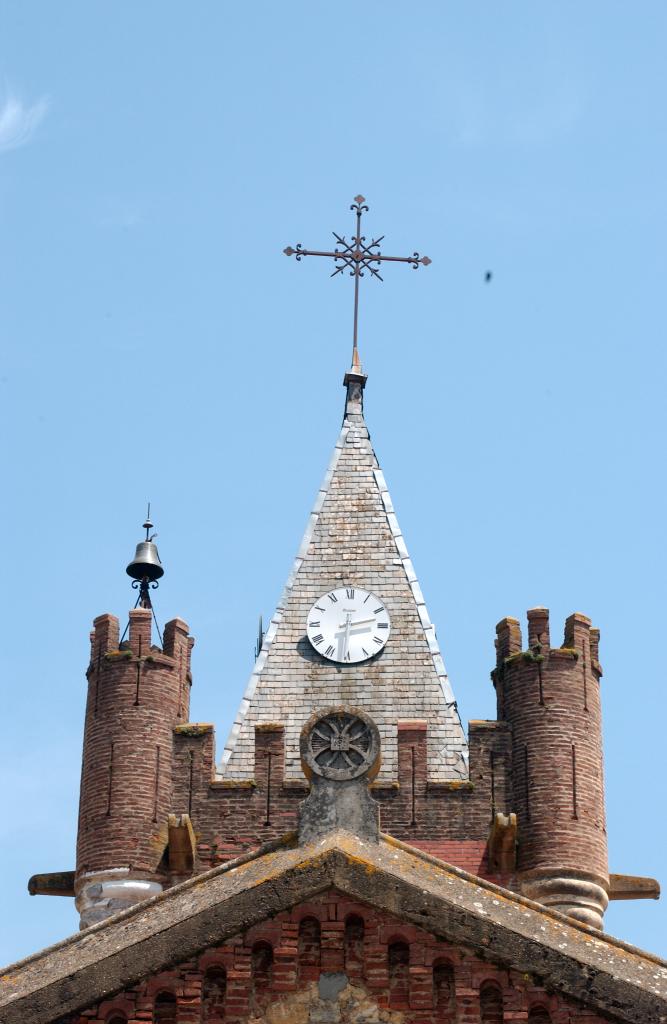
[220,368,468,782]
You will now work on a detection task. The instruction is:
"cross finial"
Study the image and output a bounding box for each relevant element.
[283,196,431,373]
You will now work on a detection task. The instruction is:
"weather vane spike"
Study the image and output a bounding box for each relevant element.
[283,195,431,369]
[143,501,153,541]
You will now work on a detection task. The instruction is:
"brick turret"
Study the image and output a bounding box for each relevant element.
[75,608,194,927]
[493,608,608,929]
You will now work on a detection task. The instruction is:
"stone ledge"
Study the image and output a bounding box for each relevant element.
[427,780,474,793]
[173,723,214,737]
[209,779,257,789]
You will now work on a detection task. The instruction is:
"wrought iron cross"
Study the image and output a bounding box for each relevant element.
[284,195,431,367]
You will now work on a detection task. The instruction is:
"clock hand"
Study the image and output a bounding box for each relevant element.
[340,612,352,661]
[338,615,376,629]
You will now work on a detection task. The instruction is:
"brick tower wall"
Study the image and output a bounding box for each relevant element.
[493,608,608,928]
[75,608,193,926]
[171,718,514,885]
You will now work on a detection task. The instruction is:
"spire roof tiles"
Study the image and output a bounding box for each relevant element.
[219,370,467,782]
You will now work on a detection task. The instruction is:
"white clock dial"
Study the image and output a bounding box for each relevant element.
[306,587,391,664]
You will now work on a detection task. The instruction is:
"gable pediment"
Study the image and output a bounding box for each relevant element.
[2,832,666,1024]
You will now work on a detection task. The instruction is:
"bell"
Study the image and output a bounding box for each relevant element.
[126,517,164,583]
[126,540,164,582]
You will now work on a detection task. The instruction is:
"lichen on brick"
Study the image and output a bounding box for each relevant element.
[103,650,133,661]
[174,723,214,737]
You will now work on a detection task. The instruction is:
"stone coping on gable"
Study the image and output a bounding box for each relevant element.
[2,831,667,1024]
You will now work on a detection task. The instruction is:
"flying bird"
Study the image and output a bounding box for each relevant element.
[485,271,493,283]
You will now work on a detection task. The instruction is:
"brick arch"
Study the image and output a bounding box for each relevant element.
[293,905,325,923]
[432,955,454,970]
[198,950,233,974]
[344,913,365,977]
[201,966,227,1023]
[153,991,177,1023]
[251,941,273,1015]
[298,916,321,965]
[479,981,503,1023]
[432,959,456,1021]
[100,997,134,1024]
[388,940,410,1009]
[528,1007,552,1023]
[144,975,180,999]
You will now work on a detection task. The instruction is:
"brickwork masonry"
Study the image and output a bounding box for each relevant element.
[171,718,513,888]
[75,610,194,927]
[75,605,609,932]
[492,608,608,929]
[66,891,610,1024]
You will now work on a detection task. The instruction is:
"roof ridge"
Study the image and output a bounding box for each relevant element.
[0,833,300,977]
[4,831,666,1024]
[9,831,662,977]
[379,832,667,963]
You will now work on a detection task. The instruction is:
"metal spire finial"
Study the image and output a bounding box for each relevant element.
[283,195,431,371]
[143,501,154,542]
[125,505,164,637]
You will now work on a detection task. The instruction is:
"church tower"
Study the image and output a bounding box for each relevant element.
[74,519,194,927]
[27,197,658,942]
[65,360,615,933]
[494,610,608,929]
[13,196,666,1024]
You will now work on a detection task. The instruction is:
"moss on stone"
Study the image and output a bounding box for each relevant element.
[173,723,214,737]
[504,650,545,666]
[104,650,133,661]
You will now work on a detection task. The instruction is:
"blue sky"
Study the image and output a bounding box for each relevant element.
[1,2,666,964]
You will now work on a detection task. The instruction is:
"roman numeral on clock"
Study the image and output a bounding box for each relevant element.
[312,634,324,645]
[325,645,335,657]
[373,636,383,645]
[309,620,321,628]
[346,588,355,599]
[374,606,384,614]
[327,592,338,603]
[377,622,389,629]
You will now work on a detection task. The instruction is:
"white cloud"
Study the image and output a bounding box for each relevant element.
[0,92,49,153]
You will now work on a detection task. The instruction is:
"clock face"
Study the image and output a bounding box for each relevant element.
[306,587,391,664]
